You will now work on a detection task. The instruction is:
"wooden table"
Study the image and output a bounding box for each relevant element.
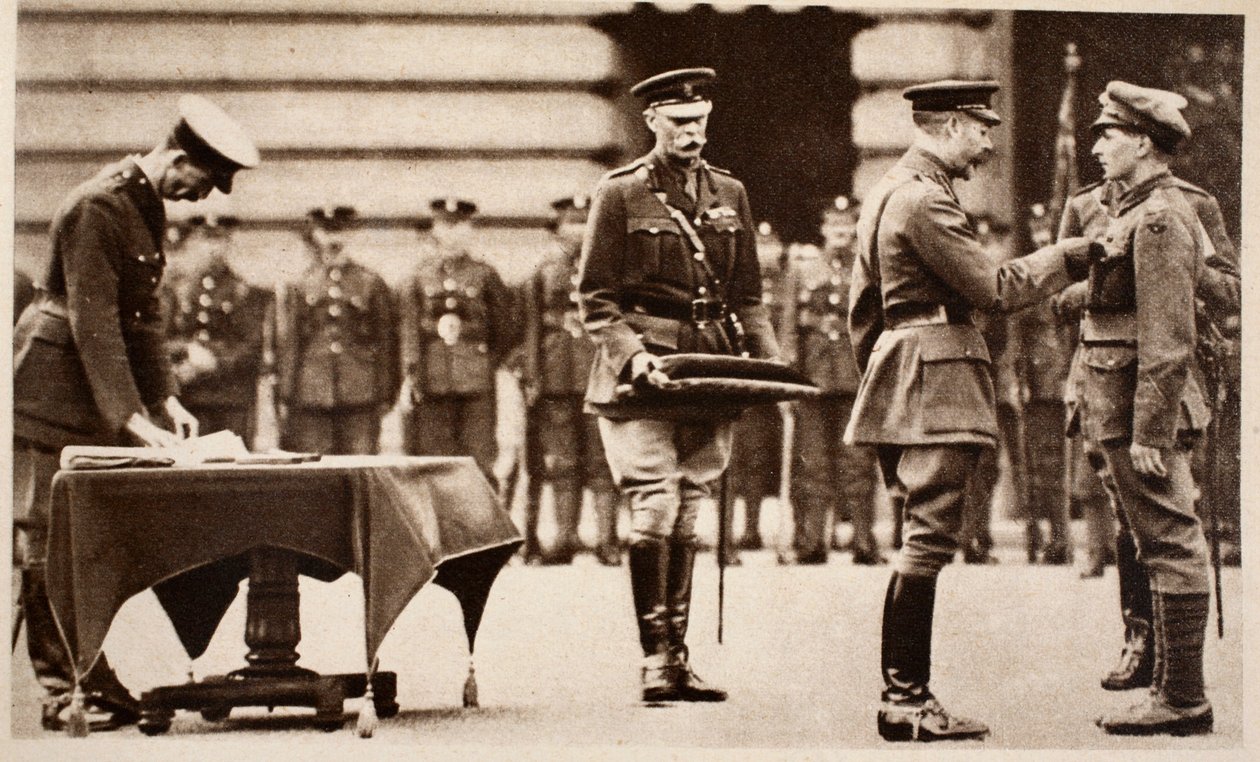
[45,456,521,735]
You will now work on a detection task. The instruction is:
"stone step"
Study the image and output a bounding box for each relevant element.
[15,226,558,290]
[18,16,619,84]
[16,89,625,153]
[15,156,609,223]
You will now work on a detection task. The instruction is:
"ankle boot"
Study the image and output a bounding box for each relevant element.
[629,540,674,702]
[1101,531,1153,690]
[1098,591,1212,736]
[878,573,987,741]
[665,542,726,702]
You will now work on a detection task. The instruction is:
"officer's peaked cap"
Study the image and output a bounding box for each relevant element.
[632,68,716,118]
[173,95,260,194]
[903,80,1001,126]
[1091,81,1191,154]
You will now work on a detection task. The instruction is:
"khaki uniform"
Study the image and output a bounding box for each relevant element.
[12,157,176,711]
[1071,170,1213,596]
[780,246,878,559]
[579,150,779,543]
[399,250,514,478]
[161,252,271,445]
[277,256,400,454]
[846,146,1089,576]
[726,262,788,545]
[518,244,617,559]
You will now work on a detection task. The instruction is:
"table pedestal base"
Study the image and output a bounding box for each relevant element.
[137,671,398,734]
[136,547,398,735]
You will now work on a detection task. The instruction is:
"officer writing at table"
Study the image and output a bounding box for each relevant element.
[578,68,779,704]
[12,96,259,731]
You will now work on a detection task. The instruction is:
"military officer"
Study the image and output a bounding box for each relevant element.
[1053,83,1231,736]
[277,206,400,455]
[725,220,787,559]
[12,95,258,730]
[780,197,883,565]
[517,194,621,565]
[161,215,271,445]
[846,80,1099,741]
[579,68,779,703]
[399,198,515,480]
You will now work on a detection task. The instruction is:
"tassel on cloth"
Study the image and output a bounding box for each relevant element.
[462,657,479,709]
[66,683,89,738]
[356,656,379,738]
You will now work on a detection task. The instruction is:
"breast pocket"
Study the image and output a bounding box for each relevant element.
[626,217,681,282]
[917,327,994,434]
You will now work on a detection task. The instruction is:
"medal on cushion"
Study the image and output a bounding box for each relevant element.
[437,312,463,346]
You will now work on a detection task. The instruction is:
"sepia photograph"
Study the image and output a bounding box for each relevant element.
[2,0,1251,756]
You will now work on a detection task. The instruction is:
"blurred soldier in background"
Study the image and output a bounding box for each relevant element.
[955,214,1015,566]
[1017,203,1091,566]
[780,196,883,565]
[517,195,621,566]
[161,215,271,446]
[277,206,399,455]
[399,198,516,481]
[724,220,788,562]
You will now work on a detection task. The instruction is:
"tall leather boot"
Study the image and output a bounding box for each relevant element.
[593,491,622,566]
[544,482,581,565]
[1099,591,1213,735]
[665,542,726,702]
[1101,530,1154,690]
[878,572,988,742]
[23,567,139,730]
[629,540,674,702]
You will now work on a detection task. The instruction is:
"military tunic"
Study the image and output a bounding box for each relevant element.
[579,151,779,543]
[277,256,400,454]
[14,158,175,449]
[12,157,176,702]
[399,250,514,477]
[846,146,1090,576]
[1073,171,1212,595]
[162,252,271,445]
[779,246,878,557]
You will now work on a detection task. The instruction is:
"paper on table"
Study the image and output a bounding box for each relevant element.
[60,430,251,470]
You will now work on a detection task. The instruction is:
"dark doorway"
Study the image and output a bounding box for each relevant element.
[1011,11,1244,243]
[593,4,871,244]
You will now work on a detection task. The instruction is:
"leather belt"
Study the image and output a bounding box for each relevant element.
[622,295,727,325]
[885,303,971,331]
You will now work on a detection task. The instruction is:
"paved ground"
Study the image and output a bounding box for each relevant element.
[10,520,1244,754]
